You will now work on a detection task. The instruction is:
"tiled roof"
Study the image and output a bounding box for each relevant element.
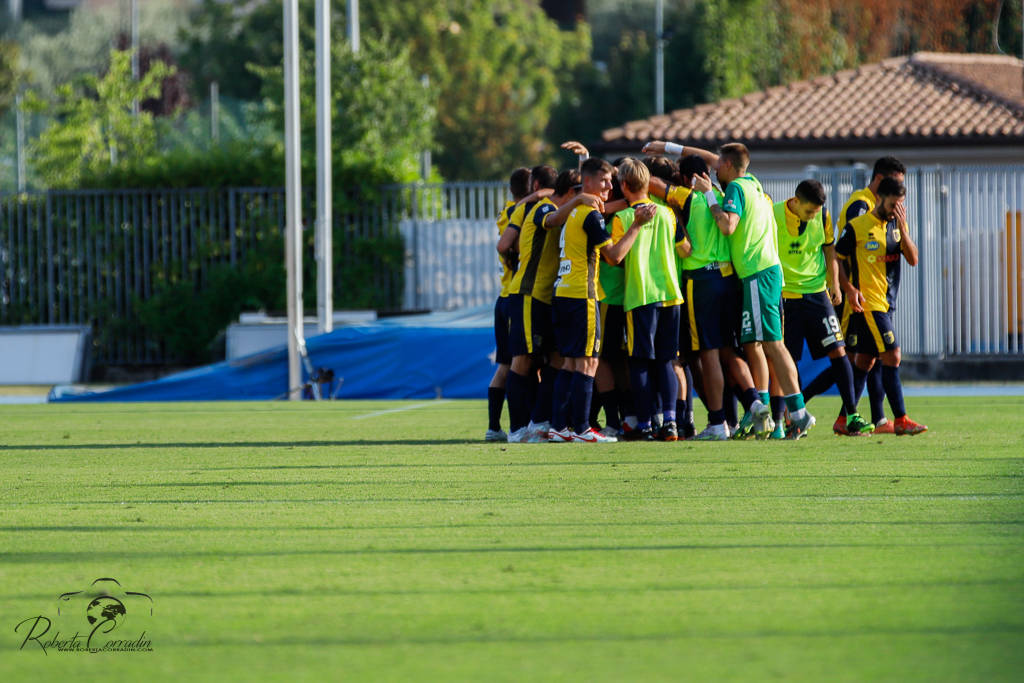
[599,53,1024,151]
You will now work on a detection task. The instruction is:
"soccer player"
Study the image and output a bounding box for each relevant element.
[499,167,602,443]
[688,142,815,439]
[548,158,651,443]
[835,178,927,435]
[612,158,686,441]
[770,179,873,437]
[654,154,752,440]
[486,167,531,442]
[804,157,907,434]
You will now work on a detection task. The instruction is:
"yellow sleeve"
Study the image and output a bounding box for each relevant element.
[823,210,835,245]
[611,215,625,243]
[666,185,692,209]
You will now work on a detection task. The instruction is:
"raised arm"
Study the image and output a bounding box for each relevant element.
[894,202,918,266]
[601,203,656,265]
[642,140,720,169]
[542,194,605,230]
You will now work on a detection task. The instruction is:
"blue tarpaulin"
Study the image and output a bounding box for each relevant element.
[49,305,834,402]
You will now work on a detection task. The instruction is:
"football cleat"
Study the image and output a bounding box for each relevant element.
[873,419,895,435]
[786,412,816,440]
[693,423,729,441]
[833,415,849,436]
[547,427,574,443]
[845,413,874,436]
[769,422,786,440]
[573,428,618,443]
[680,420,697,440]
[732,411,756,440]
[507,427,531,443]
[598,425,621,439]
[658,421,679,442]
[894,415,928,435]
[484,429,508,442]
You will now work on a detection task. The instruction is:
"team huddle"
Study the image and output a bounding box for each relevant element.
[484,140,928,443]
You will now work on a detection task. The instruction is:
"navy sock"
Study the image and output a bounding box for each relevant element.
[881,365,907,419]
[831,355,858,415]
[618,388,634,419]
[770,396,786,424]
[550,370,573,431]
[847,365,868,418]
[571,372,595,434]
[600,390,621,430]
[531,365,557,425]
[506,371,529,432]
[708,408,726,426]
[739,387,760,412]
[723,385,738,427]
[628,359,652,425]
[676,400,688,424]
[867,363,885,423]
[589,386,603,429]
[658,360,678,422]
[487,386,505,432]
[802,366,835,402]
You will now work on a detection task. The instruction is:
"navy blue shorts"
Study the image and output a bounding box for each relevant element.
[680,271,740,353]
[846,310,899,356]
[782,291,845,361]
[508,293,553,357]
[493,296,512,365]
[599,303,626,359]
[553,296,601,358]
[626,303,680,360]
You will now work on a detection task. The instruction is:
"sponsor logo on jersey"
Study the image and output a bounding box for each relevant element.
[865,240,880,251]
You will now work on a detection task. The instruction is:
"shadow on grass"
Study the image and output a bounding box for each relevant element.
[0,439,479,450]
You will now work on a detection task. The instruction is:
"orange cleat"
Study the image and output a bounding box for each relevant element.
[873,419,895,435]
[894,415,928,435]
[833,415,848,435]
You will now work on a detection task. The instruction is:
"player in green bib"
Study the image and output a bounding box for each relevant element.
[611,158,686,441]
[770,180,873,438]
[688,142,815,439]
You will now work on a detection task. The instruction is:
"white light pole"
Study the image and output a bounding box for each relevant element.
[655,0,664,116]
[347,0,359,52]
[284,0,304,399]
[315,0,333,334]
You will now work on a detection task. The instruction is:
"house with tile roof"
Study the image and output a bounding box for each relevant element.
[599,52,1024,174]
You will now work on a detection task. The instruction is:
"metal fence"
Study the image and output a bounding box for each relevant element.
[1,167,1022,367]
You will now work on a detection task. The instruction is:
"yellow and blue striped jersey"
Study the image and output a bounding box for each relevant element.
[554,205,612,301]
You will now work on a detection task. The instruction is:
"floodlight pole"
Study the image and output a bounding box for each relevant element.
[284,0,304,399]
[130,0,139,117]
[316,0,333,334]
[348,0,359,52]
[655,0,664,116]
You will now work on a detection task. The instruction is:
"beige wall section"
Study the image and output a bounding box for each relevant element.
[748,145,1024,174]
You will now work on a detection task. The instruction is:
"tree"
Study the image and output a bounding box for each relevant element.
[25,50,172,189]
[0,40,20,117]
[251,35,435,194]
[365,1,591,179]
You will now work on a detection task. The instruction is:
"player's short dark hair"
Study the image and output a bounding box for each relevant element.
[531,165,558,190]
[644,155,676,182]
[509,167,531,200]
[794,179,826,206]
[876,177,906,198]
[872,156,906,179]
[580,157,613,179]
[554,169,582,196]
[718,142,750,172]
[678,154,709,179]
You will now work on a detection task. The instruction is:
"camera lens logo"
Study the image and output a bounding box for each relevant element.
[15,577,154,654]
[86,596,127,627]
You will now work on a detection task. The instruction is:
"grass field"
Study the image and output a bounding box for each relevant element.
[1,397,1022,681]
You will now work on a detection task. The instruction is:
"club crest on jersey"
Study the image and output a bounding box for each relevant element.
[892,229,901,242]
